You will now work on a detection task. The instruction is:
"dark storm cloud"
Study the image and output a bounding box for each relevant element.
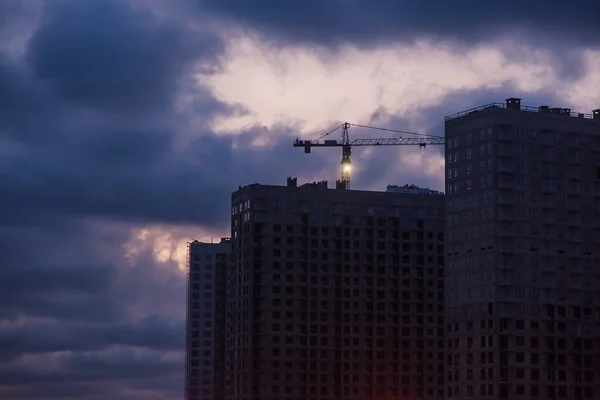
[0,1,226,397]
[2,1,587,399]
[201,0,600,49]
[28,0,223,115]
[0,316,183,362]
[0,0,221,228]
[0,57,55,133]
[0,216,126,322]
[0,349,182,398]
[0,0,35,32]
[0,215,187,399]
[1,121,331,228]
[0,0,337,231]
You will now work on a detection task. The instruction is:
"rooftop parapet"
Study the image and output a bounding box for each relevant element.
[445,98,598,122]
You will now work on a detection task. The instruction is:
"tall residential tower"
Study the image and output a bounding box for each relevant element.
[185,238,231,400]
[227,178,446,400]
[444,98,600,400]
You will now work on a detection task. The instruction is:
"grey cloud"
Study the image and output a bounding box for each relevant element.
[104,315,185,351]
[0,217,186,398]
[0,316,183,363]
[1,0,336,231]
[27,0,223,115]
[200,0,600,51]
[0,57,59,135]
[2,119,335,230]
[0,218,124,323]
[0,264,110,296]
[0,350,182,399]
[2,1,593,399]
[0,0,38,33]
[0,1,24,27]
[61,349,183,381]
[0,1,336,399]
[0,285,123,324]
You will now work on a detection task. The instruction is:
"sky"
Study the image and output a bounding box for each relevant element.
[1,0,599,399]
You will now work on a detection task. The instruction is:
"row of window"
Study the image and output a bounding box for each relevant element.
[448,210,597,233]
[269,385,439,398]
[449,302,598,321]
[447,318,592,334]
[272,236,442,246]
[266,262,442,275]
[445,189,500,208]
[445,175,493,194]
[272,200,442,214]
[231,199,251,215]
[450,383,596,398]
[266,333,444,346]
[191,254,214,262]
[235,199,445,216]
[450,125,597,147]
[447,127,494,149]
[190,272,213,280]
[447,173,600,197]
[447,142,494,164]
[447,157,493,178]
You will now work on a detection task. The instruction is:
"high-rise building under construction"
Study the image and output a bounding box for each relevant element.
[227,178,446,400]
[444,98,600,400]
[185,238,230,400]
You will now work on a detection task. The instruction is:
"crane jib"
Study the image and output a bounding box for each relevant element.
[292,122,445,190]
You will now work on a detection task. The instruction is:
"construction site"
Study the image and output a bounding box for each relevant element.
[187,98,600,400]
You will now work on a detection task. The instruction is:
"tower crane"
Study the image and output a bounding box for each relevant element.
[293,122,445,189]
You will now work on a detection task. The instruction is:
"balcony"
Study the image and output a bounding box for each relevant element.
[494,125,514,141]
[498,174,515,189]
[498,161,516,173]
[497,144,515,158]
[541,180,556,193]
[498,224,513,237]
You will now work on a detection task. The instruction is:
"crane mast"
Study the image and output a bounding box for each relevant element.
[293,122,445,190]
[340,122,352,189]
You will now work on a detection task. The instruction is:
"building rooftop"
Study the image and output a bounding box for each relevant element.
[190,237,230,245]
[445,97,600,122]
[238,178,444,196]
[386,184,443,195]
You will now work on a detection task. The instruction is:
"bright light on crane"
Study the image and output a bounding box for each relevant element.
[293,122,445,190]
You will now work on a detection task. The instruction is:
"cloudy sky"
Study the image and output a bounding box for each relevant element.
[1,0,599,399]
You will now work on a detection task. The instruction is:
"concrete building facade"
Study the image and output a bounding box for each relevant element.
[444,98,600,399]
[185,238,231,400]
[227,178,446,400]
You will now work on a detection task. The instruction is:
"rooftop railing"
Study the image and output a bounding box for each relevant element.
[445,102,596,122]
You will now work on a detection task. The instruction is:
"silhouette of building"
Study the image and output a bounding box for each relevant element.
[444,98,600,399]
[185,238,230,400]
[227,178,445,400]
